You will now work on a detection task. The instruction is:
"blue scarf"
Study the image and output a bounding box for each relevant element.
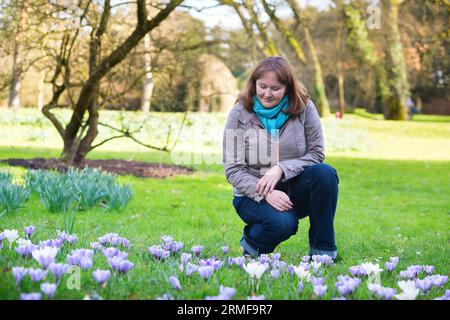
[253,95,289,136]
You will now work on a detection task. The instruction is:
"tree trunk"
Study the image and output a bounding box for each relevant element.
[303,26,331,117]
[8,0,29,109]
[383,0,409,120]
[141,33,154,112]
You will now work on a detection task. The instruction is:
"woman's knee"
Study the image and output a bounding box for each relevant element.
[305,163,339,186]
[266,214,298,240]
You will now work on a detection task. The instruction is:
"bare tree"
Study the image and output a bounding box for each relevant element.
[41,0,183,165]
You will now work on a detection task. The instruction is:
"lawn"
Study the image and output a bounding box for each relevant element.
[0,108,449,300]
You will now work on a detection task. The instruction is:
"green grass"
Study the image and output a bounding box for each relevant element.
[0,109,449,300]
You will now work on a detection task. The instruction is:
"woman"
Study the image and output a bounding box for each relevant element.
[222,56,339,259]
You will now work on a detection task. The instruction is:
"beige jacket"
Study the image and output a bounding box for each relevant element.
[222,99,325,203]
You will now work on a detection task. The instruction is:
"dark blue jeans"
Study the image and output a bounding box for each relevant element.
[233,163,339,258]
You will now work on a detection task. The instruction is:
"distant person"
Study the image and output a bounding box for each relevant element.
[406,96,417,120]
[222,56,339,260]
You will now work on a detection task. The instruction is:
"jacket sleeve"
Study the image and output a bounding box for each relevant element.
[277,100,325,182]
[223,108,265,203]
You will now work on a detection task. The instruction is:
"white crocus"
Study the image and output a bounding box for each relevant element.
[3,229,19,248]
[243,261,267,279]
[361,262,383,275]
[32,246,59,268]
[293,265,311,281]
[395,280,419,300]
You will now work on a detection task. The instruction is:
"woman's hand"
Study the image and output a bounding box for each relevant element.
[265,190,293,212]
[256,164,284,197]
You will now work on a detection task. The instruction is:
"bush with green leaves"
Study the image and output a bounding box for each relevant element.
[0,181,30,216]
[25,167,132,213]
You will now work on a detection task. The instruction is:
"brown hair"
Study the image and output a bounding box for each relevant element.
[238,56,309,116]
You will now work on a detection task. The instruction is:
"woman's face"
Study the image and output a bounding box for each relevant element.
[255,71,287,108]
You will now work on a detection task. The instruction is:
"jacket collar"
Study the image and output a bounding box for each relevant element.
[239,105,292,134]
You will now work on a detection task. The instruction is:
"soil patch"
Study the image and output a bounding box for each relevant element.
[2,157,193,178]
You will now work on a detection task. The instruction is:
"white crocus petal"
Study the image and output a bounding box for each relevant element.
[395,280,419,300]
[243,262,267,279]
[4,229,19,245]
[361,262,383,275]
[293,265,311,281]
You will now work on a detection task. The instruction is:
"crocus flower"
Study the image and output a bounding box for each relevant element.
[243,261,267,280]
[38,239,63,248]
[20,293,42,300]
[90,242,103,252]
[415,277,433,293]
[197,266,214,281]
[301,255,311,263]
[169,276,182,290]
[148,245,170,260]
[92,269,111,285]
[292,265,311,281]
[434,290,450,300]
[395,280,419,300]
[161,235,174,243]
[312,254,334,265]
[107,256,134,274]
[270,269,281,279]
[40,283,57,298]
[24,226,36,239]
[384,257,399,272]
[28,268,48,282]
[221,245,229,255]
[185,262,198,276]
[57,231,78,244]
[168,241,184,253]
[48,263,69,280]
[423,265,434,275]
[3,229,19,248]
[79,257,93,270]
[429,275,448,287]
[157,294,174,300]
[181,252,191,264]
[32,246,59,269]
[233,256,246,268]
[360,262,383,275]
[205,286,236,300]
[258,254,271,264]
[298,281,304,293]
[313,284,327,298]
[335,275,361,297]
[191,245,204,256]
[247,295,265,300]
[15,241,36,258]
[12,266,28,285]
[311,276,325,286]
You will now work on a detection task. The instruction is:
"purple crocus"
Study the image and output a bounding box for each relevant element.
[185,262,198,276]
[48,263,69,281]
[15,241,36,258]
[313,284,327,298]
[148,245,170,260]
[24,226,36,239]
[302,255,311,263]
[197,265,214,281]
[311,276,325,286]
[57,231,78,244]
[415,278,433,293]
[312,254,334,265]
[335,275,361,297]
[429,275,448,287]
[221,245,229,255]
[169,276,182,290]
[107,256,134,274]
[368,283,396,300]
[205,286,236,300]
[40,283,57,298]
[298,281,304,293]
[181,252,192,264]
[385,257,399,272]
[12,266,28,285]
[423,265,435,275]
[28,268,48,282]
[191,245,204,256]
[20,292,42,300]
[92,269,111,285]
[435,290,450,300]
[271,269,281,279]
[32,246,59,269]
[79,257,93,270]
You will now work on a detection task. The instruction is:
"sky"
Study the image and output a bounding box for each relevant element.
[180,0,335,30]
